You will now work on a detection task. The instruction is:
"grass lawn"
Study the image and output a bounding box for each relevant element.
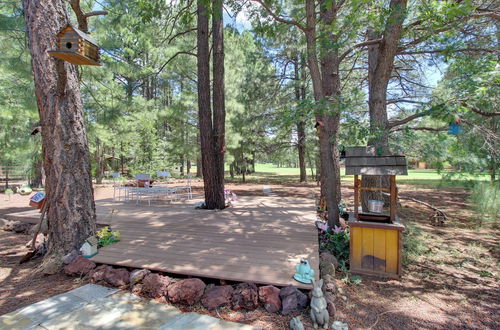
[224,163,490,188]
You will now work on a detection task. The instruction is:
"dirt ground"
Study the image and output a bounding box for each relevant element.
[0,181,498,329]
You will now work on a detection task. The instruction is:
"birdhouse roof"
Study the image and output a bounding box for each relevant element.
[345,146,408,175]
[86,236,99,246]
[56,24,98,47]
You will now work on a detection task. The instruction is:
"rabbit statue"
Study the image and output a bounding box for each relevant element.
[310,278,329,329]
[289,316,305,330]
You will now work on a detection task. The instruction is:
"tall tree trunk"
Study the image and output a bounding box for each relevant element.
[197,0,225,209]
[180,155,185,176]
[362,0,407,211]
[211,0,226,208]
[23,0,96,271]
[304,0,341,227]
[187,159,191,174]
[294,55,307,182]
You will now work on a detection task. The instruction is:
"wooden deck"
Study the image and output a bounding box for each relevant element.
[92,195,319,289]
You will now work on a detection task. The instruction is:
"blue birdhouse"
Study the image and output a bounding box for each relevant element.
[448,123,463,135]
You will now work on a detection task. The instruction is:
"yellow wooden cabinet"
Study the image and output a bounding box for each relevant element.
[349,215,404,279]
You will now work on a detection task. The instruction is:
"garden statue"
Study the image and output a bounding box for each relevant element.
[18,184,32,195]
[310,278,329,329]
[4,188,13,201]
[294,258,315,284]
[290,316,305,330]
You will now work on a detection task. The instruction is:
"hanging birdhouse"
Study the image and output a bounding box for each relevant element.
[48,25,100,66]
[448,122,463,135]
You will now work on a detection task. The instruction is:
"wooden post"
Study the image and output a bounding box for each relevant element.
[354,175,359,220]
[390,175,397,221]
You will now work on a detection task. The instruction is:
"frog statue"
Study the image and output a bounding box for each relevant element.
[293,258,315,284]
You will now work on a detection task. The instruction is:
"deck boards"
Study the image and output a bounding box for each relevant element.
[92,195,319,289]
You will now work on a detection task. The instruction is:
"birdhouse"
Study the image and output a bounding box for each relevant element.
[80,236,99,258]
[448,122,463,135]
[29,192,46,212]
[48,25,100,66]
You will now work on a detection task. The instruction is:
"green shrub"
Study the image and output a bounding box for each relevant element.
[321,228,350,271]
[468,182,499,227]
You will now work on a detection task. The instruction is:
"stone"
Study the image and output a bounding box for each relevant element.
[104,268,130,287]
[331,320,349,330]
[63,256,96,276]
[2,220,31,233]
[168,278,206,306]
[62,250,80,265]
[290,316,305,330]
[323,275,337,294]
[325,292,336,318]
[320,260,336,277]
[279,285,308,315]
[231,283,259,311]
[130,269,151,285]
[89,265,113,283]
[142,274,171,298]
[320,251,339,268]
[258,285,281,313]
[341,295,347,302]
[201,285,234,310]
[131,283,143,295]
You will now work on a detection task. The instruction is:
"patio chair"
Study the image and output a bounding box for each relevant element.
[135,173,152,187]
[157,171,171,183]
[175,173,193,200]
[112,172,128,201]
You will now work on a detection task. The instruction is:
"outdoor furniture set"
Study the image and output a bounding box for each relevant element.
[112,172,192,205]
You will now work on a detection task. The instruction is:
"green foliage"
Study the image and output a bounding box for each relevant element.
[321,229,350,272]
[468,182,499,228]
[96,226,121,247]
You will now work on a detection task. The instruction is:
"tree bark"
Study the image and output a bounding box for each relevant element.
[294,55,307,182]
[211,0,226,208]
[304,0,341,227]
[197,0,225,209]
[23,0,96,271]
[362,0,407,210]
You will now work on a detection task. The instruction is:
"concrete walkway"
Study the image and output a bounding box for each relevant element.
[0,284,257,330]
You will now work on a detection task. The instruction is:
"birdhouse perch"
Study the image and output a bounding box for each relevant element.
[48,25,100,66]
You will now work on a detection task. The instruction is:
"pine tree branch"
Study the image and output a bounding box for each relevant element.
[461,102,500,117]
[250,0,306,32]
[387,109,434,129]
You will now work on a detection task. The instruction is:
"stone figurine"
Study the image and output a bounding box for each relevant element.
[289,316,305,330]
[310,278,329,329]
[294,258,315,284]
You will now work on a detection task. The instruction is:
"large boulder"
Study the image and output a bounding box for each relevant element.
[142,273,171,298]
[130,269,151,285]
[168,278,206,305]
[201,285,234,310]
[279,285,308,315]
[258,285,281,313]
[104,268,130,287]
[89,265,113,283]
[320,251,339,268]
[231,283,259,310]
[63,256,96,276]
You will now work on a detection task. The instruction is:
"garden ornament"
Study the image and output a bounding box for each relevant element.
[4,188,13,201]
[294,258,315,284]
[310,278,329,329]
[18,184,32,195]
[80,236,98,258]
[289,316,305,330]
